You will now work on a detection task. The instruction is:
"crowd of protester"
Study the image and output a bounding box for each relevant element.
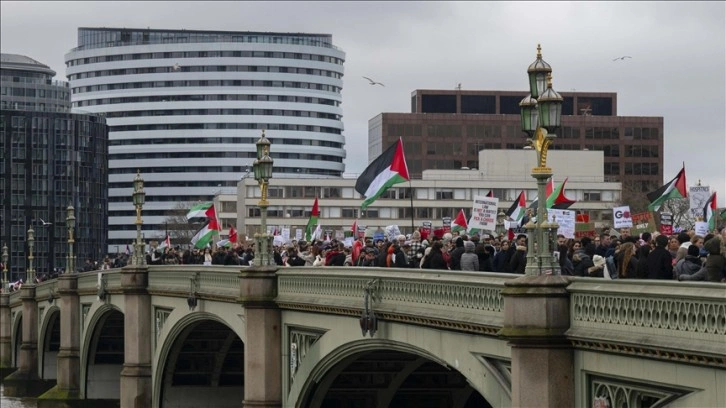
[3,225,724,292]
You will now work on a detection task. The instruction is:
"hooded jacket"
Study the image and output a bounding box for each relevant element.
[704,236,725,282]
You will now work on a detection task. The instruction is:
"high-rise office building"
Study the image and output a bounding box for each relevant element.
[1,53,108,281]
[369,89,663,209]
[65,27,346,252]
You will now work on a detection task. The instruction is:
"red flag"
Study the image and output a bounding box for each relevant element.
[205,205,220,231]
[486,190,494,198]
[351,219,357,234]
[229,226,238,243]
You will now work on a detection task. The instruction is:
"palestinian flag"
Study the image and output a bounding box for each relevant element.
[305,197,320,241]
[528,178,554,210]
[647,166,687,211]
[546,177,576,209]
[355,138,410,210]
[158,234,171,249]
[451,209,468,233]
[186,202,214,219]
[228,226,238,244]
[191,221,217,249]
[486,190,494,198]
[506,191,527,225]
[703,192,717,230]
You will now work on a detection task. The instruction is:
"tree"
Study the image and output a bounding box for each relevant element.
[620,180,659,213]
[159,202,206,246]
[659,198,696,231]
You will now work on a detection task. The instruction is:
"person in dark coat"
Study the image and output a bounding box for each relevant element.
[647,235,673,279]
[450,237,466,270]
[703,235,725,282]
[674,245,703,279]
[475,243,495,272]
[509,235,528,274]
[422,241,448,270]
[493,240,512,272]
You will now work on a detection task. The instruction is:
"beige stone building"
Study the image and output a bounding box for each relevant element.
[215,149,621,239]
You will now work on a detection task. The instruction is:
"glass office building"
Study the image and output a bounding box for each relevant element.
[65,27,346,252]
[1,54,108,281]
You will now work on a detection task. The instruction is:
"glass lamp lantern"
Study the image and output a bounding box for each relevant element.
[255,130,271,160]
[132,170,145,206]
[257,154,274,180]
[519,95,539,136]
[66,205,75,230]
[527,44,552,99]
[537,74,563,134]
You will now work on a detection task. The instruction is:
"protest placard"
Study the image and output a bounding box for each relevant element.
[442,217,452,233]
[575,222,596,239]
[547,209,576,238]
[613,205,633,229]
[631,212,656,236]
[469,196,499,232]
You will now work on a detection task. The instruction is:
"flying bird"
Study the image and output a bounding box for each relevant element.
[38,218,52,226]
[362,76,385,87]
[612,56,632,61]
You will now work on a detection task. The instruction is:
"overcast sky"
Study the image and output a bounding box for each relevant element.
[2,1,725,203]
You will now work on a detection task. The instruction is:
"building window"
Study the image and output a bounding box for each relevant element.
[583,192,601,202]
[436,191,453,200]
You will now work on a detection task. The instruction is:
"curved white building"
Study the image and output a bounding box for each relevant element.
[65,27,346,251]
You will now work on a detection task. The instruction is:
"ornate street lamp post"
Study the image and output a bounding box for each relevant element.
[252,130,274,266]
[132,170,146,266]
[519,44,563,275]
[66,204,76,273]
[2,243,8,291]
[27,227,35,284]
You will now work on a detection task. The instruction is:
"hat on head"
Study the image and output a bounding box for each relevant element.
[593,255,605,268]
[687,244,700,257]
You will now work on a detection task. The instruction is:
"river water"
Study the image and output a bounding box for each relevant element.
[0,384,37,408]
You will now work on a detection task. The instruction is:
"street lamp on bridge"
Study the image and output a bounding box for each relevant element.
[66,204,76,273]
[132,170,146,266]
[519,44,563,275]
[27,226,35,284]
[252,130,274,266]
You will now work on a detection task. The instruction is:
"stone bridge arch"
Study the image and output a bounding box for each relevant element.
[11,309,22,368]
[81,303,124,400]
[284,313,512,408]
[153,311,247,408]
[37,305,60,380]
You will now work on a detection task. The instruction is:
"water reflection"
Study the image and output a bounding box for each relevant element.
[0,384,37,408]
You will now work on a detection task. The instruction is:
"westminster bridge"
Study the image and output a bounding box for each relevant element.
[0,265,724,407]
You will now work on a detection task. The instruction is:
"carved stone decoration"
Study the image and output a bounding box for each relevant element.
[288,327,325,386]
[154,307,172,348]
[81,303,91,327]
[475,354,512,398]
[589,374,693,407]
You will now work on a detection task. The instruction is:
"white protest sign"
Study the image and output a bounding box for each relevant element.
[689,185,710,215]
[282,227,291,242]
[547,209,576,239]
[613,205,633,229]
[469,196,499,232]
[273,235,285,247]
[694,221,709,236]
[295,228,303,241]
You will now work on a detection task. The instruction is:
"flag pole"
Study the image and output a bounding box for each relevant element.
[409,180,414,233]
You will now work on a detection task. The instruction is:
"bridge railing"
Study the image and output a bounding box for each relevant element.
[276,267,514,335]
[146,265,241,301]
[566,279,726,365]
